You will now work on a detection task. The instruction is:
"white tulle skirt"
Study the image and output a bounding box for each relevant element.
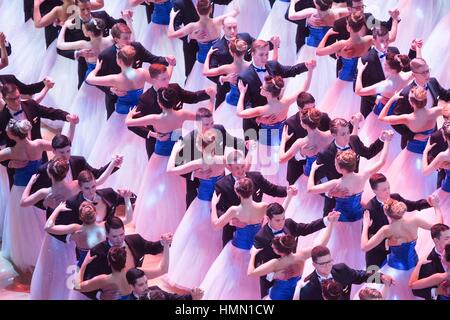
[394,0,450,53]
[138,23,186,85]
[213,101,244,140]
[258,0,297,66]
[88,112,148,193]
[30,234,77,300]
[167,198,222,290]
[423,12,450,88]
[319,79,361,121]
[1,186,46,273]
[62,83,106,158]
[134,154,187,241]
[285,45,336,117]
[225,0,271,40]
[200,242,261,300]
[0,0,25,38]
[0,166,9,240]
[0,255,17,289]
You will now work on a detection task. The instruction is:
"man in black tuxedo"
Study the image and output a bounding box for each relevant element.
[391,58,450,149]
[207,16,277,108]
[360,26,417,118]
[175,107,247,207]
[284,0,315,52]
[299,245,393,300]
[427,120,450,188]
[284,93,331,184]
[127,64,213,159]
[412,228,450,300]
[81,217,169,299]
[0,83,78,186]
[253,203,340,298]
[314,118,387,214]
[214,150,288,248]
[365,173,432,269]
[238,39,314,138]
[29,0,63,48]
[125,268,203,300]
[31,134,118,209]
[56,0,127,88]
[0,74,47,97]
[96,23,174,118]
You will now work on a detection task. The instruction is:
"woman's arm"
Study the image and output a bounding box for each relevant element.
[20,174,49,207]
[316,30,345,56]
[282,186,295,211]
[279,126,299,164]
[203,48,230,77]
[86,60,117,87]
[306,162,339,194]
[45,202,79,234]
[282,66,315,106]
[388,13,399,43]
[248,257,278,277]
[422,143,443,175]
[141,237,170,279]
[166,140,202,175]
[33,0,59,28]
[75,252,108,292]
[378,92,408,125]
[288,1,315,21]
[57,25,89,51]
[116,189,134,225]
[167,9,195,39]
[409,270,447,290]
[361,211,390,251]
[125,106,159,127]
[33,79,54,104]
[355,61,381,96]
[236,80,267,118]
[91,0,104,10]
[95,156,121,186]
[0,33,9,70]
[211,203,237,229]
[363,138,391,176]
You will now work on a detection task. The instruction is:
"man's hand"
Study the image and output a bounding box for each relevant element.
[165,55,176,66]
[66,114,80,124]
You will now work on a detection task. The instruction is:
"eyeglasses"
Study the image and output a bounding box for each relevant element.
[315,259,334,266]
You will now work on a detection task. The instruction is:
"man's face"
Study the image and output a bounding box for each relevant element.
[349,1,365,14]
[313,254,334,276]
[228,163,246,179]
[78,2,92,21]
[269,213,286,231]
[54,146,71,161]
[115,33,132,48]
[435,230,450,251]
[252,47,269,66]
[197,117,214,134]
[373,181,390,202]
[333,125,350,147]
[133,276,149,296]
[223,19,238,39]
[80,180,97,199]
[107,227,126,247]
[374,34,389,52]
[152,71,170,88]
[412,64,431,83]
[4,89,21,110]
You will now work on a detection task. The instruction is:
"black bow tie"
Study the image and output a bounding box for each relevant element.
[253,65,267,73]
[336,145,350,151]
[13,109,24,116]
[378,53,386,59]
[273,230,284,235]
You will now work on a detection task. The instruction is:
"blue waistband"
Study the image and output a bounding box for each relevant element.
[304,156,317,177]
[406,139,427,154]
[197,175,223,201]
[373,99,397,116]
[154,131,180,156]
[338,57,358,82]
[225,84,240,106]
[387,240,418,271]
[77,248,89,268]
[442,170,450,193]
[115,88,144,114]
[269,276,301,300]
[335,192,364,222]
[151,1,172,25]
[278,0,290,2]
[232,223,261,250]
[197,39,218,64]
[85,63,96,81]
[13,160,42,186]
[259,121,285,146]
[306,26,330,48]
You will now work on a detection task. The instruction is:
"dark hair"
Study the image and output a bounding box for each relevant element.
[300,108,322,130]
[197,0,212,16]
[77,170,95,187]
[1,82,18,98]
[266,203,285,219]
[126,268,146,286]
[48,158,69,182]
[195,107,213,121]
[316,0,333,11]
[105,216,125,234]
[445,243,450,263]
[336,150,357,173]
[386,52,410,73]
[311,245,330,263]
[369,173,387,190]
[383,198,407,220]
[347,12,365,33]
[52,134,71,149]
[431,224,450,240]
[149,63,167,79]
[117,45,136,67]
[263,75,284,98]
[372,25,389,39]
[6,119,31,140]
[251,39,269,53]
[272,235,296,255]
[442,121,450,142]
[234,178,253,199]
[139,289,166,300]
[359,287,383,300]
[229,39,248,57]
[157,87,182,110]
[111,23,131,39]
[107,247,126,271]
[296,91,316,109]
[409,86,427,109]
[84,18,105,38]
[321,279,343,300]
[76,0,91,5]
[330,118,350,135]
[79,201,96,225]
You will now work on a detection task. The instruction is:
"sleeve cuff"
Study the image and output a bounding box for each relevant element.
[323,217,330,227]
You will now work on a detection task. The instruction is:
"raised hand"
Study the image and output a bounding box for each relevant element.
[287,185,298,196]
[66,114,80,124]
[305,59,317,70]
[362,210,373,228]
[238,79,248,94]
[326,210,341,223]
[380,130,394,142]
[165,55,176,66]
[270,36,280,48]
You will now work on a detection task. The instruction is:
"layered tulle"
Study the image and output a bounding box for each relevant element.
[213,101,244,140]
[319,79,361,121]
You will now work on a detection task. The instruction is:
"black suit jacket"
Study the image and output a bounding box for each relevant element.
[284,111,331,184]
[128,83,210,158]
[0,74,45,96]
[133,285,192,300]
[427,129,448,188]
[392,78,450,146]
[31,156,114,209]
[300,263,379,300]
[314,135,384,182]
[0,99,68,148]
[412,249,445,300]
[365,194,430,268]
[215,172,288,245]
[83,234,164,299]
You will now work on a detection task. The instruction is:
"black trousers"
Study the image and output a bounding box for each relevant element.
[182,39,198,78]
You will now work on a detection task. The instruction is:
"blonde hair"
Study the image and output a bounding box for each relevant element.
[336,150,357,173]
[383,198,407,220]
